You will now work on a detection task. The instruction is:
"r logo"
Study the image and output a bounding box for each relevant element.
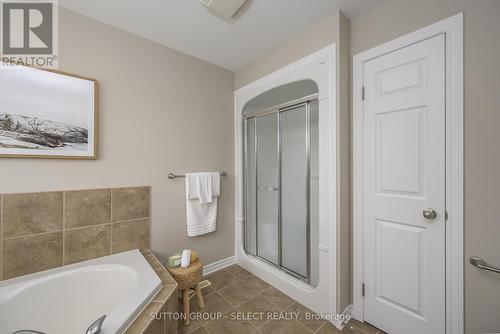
[2,2,53,54]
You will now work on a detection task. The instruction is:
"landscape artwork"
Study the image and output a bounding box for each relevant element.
[0,64,97,158]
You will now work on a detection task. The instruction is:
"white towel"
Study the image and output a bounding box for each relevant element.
[185,173,220,236]
[185,173,220,201]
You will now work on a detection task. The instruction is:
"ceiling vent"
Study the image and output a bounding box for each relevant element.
[201,0,247,19]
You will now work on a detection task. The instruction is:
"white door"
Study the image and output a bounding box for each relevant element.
[362,34,446,334]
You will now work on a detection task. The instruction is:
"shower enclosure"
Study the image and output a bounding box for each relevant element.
[243,82,319,285]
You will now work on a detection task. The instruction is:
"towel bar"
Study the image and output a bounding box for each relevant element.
[168,172,228,179]
[470,256,500,274]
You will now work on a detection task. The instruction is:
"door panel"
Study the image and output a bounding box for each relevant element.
[256,114,279,264]
[363,34,445,334]
[245,118,257,255]
[281,104,308,277]
[376,107,425,196]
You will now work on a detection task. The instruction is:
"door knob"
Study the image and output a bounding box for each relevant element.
[422,208,437,219]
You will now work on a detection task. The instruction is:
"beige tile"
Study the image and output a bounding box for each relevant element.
[2,232,63,279]
[144,253,163,269]
[65,189,111,229]
[201,285,216,297]
[153,285,177,302]
[156,267,177,286]
[177,318,203,334]
[64,225,111,265]
[243,275,271,293]
[285,302,326,332]
[112,187,150,222]
[236,294,281,327]
[204,310,257,334]
[260,286,294,310]
[219,280,258,307]
[316,322,343,334]
[205,269,236,290]
[112,218,150,253]
[348,320,381,334]
[184,327,208,334]
[144,314,164,334]
[164,295,178,334]
[226,264,253,279]
[260,319,312,334]
[191,292,233,318]
[125,301,163,334]
[2,192,63,238]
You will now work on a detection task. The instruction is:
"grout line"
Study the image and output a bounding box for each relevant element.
[110,189,113,254]
[64,222,111,232]
[314,322,327,333]
[62,191,66,265]
[2,229,63,241]
[2,221,115,241]
[111,216,151,225]
[148,186,151,249]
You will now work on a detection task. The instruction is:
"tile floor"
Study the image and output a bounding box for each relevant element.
[177,265,386,334]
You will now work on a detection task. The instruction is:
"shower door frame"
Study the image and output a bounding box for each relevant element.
[234,43,337,320]
[243,95,317,284]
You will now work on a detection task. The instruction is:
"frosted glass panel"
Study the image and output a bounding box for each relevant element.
[245,118,256,255]
[281,105,308,277]
[257,114,279,264]
[243,97,319,285]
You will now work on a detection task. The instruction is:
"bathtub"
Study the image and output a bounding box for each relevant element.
[0,249,161,334]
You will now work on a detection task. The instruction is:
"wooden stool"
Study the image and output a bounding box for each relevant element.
[167,259,204,326]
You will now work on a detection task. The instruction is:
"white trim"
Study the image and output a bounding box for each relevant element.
[234,44,337,315]
[332,304,352,330]
[352,13,464,334]
[203,256,236,276]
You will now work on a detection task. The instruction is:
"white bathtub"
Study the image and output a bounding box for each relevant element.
[0,249,161,334]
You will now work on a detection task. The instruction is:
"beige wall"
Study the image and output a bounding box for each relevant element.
[235,13,339,89]
[0,8,235,266]
[350,0,500,332]
[336,11,351,313]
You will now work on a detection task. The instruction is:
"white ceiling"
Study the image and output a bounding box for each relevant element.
[59,0,384,70]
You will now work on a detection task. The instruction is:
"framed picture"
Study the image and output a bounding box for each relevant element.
[0,64,98,159]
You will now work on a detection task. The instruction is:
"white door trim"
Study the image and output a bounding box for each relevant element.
[352,13,464,334]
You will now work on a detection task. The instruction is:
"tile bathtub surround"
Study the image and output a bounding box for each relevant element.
[0,186,150,280]
[2,191,63,238]
[125,249,178,334]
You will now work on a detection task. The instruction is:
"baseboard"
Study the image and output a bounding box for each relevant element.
[332,304,352,330]
[203,255,236,276]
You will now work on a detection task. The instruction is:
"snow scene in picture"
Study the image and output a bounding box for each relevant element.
[0,113,88,150]
[0,65,95,157]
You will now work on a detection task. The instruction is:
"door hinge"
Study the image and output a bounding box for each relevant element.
[362,283,365,297]
[361,86,365,101]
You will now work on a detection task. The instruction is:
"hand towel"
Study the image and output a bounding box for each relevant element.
[197,173,213,204]
[186,173,220,201]
[185,173,220,236]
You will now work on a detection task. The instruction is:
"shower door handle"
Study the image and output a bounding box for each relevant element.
[258,186,278,191]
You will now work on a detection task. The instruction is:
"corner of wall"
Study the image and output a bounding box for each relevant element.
[336,9,352,312]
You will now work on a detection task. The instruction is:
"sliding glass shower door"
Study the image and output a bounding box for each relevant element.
[256,113,279,265]
[244,99,318,283]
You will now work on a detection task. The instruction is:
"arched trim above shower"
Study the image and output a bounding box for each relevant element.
[241,79,319,118]
[234,44,339,321]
